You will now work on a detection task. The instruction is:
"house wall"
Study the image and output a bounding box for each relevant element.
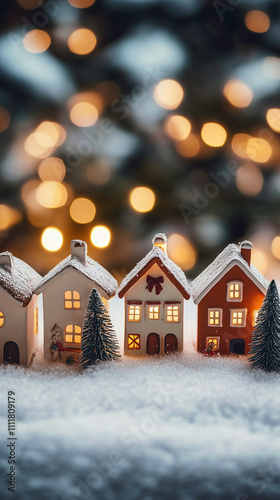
[124,263,184,356]
[197,265,265,355]
[0,288,29,366]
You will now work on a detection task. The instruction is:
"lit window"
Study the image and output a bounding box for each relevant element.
[0,311,4,327]
[253,310,259,326]
[208,309,222,326]
[128,305,141,322]
[127,334,140,349]
[34,308,38,334]
[166,305,180,322]
[64,290,81,309]
[227,282,243,301]
[65,324,82,343]
[206,337,220,350]
[230,309,247,327]
[148,305,160,320]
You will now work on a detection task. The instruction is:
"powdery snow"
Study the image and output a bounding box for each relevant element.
[192,243,269,303]
[0,252,42,306]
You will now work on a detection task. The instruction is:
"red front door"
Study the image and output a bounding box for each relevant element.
[147,333,160,355]
[3,342,20,364]
[165,334,177,353]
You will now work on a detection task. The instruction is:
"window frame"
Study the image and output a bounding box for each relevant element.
[206,336,220,350]
[227,281,243,302]
[230,309,247,328]
[64,290,81,310]
[148,304,160,320]
[253,310,259,326]
[166,304,180,323]
[208,308,223,327]
[127,304,141,322]
[65,324,82,344]
[127,334,140,350]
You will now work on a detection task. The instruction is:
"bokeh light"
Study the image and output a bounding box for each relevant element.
[17,0,40,9]
[70,198,96,224]
[90,225,111,248]
[246,137,272,163]
[154,80,184,110]
[25,122,66,158]
[231,133,251,159]
[175,133,200,157]
[251,248,268,274]
[0,205,22,231]
[167,234,196,270]
[23,30,51,54]
[24,133,53,159]
[38,158,66,182]
[223,79,253,108]
[86,161,111,185]
[201,123,227,147]
[266,108,280,132]
[129,187,155,213]
[36,181,68,208]
[70,102,98,127]
[271,236,280,260]
[68,0,96,7]
[0,107,10,133]
[164,115,191,141]
[245,10,270,33]
[236,163,264,196]
[41,227,63,251]
[68,29,97,55]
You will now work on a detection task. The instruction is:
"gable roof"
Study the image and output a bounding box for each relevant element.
[191,243,269,304]
[118,246,191,299]
[34,254,118,298]
[0,252,42,306]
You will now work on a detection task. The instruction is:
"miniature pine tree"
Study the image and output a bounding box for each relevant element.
[81,289,120,369]
[248,280,280,372]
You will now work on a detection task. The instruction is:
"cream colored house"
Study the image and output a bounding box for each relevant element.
[118,234,191,356]
[0,252,42,366]
[34,240,118,364]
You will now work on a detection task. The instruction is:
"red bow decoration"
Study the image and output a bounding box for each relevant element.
[145,275,164,295]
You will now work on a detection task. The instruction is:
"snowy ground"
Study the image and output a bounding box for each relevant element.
[1,300,280,500]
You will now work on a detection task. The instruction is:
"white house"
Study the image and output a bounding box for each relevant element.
[118,234,191,356]
[0,252,42,366]
[34,240,118,364]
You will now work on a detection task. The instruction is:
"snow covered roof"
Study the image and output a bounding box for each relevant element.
[0,252,42,306]
[34,254,118,298]
[191,242,269,304]
[118,245,191,299]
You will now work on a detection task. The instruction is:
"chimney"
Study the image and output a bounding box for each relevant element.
[0,252,13,271]
[71,240,87,265]
[152,233,167,254]
[240,241,253,266]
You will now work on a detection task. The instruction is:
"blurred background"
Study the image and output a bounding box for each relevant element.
[1,0,280,281]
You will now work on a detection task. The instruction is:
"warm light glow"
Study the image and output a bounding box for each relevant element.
[175,133,200,157]
[154,80,184,110]
[245,10,270,33]
[164,115,191,141]
[271,236,280,259]
[0,106,10,132]
[23,30,51,53]
[68,0,96,7]
[263,57,280,80]
[166,305,179,323]
[127,334,140,349]
[70,198,96,224]
[168,234,196,270]
[252,248,268,274]
[0,205,22,231]
[231,133,251,159]
[208,310,222,326]
[246,137,272,163]
[38,157,66,182]
[129,187,155,213]
[0,311,4,328]
[253,310,259,326]
[231,310,246,326]
[266,108,280,132]
[236,163,263,196]
[201,123,227,147]
[128,305,141,322]
[148,306,160,320]
[24,133,52,158]
[64,291,81,310]
[68,28,97,55]
[35,122,60,148]
[17,0,40,9]
[227,282,241,300]
[90,225,111,248]
[223,79,253,108]
[70,102,98,127]
[65,324,82,343]
[41,227,63,251]
[68,92,104,114]
[36,181,68,208]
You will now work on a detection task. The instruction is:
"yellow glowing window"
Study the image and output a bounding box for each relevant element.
[0,311,4,327]
[34,308,38,334]
[64,290,81,309]
[128,305,141,322]
[166,305,180,322]
[206,337,220,350]
[227,282,242,301]
[253,310,259,326]
[65,324,82,343]
[231,310,246,327]
[127,334,140,349]
[148,305,160,320]
[208,309,222,326]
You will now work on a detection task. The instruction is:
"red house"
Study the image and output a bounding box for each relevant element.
[192,241,268,356]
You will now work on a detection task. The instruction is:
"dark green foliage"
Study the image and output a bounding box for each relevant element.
[81,289,120,369]
[248,280,280,372]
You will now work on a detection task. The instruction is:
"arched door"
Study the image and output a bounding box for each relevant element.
[3,342,20,364]
[147,333,160,355]
[229,338,245,355]
[165,334,177,353]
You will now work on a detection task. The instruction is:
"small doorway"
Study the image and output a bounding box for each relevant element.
[3,342,20,364]
[229,338,245,355]
[165,334,177,353]
[147,333,160,355]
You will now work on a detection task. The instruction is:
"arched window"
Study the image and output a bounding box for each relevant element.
[0,311,4,327]
[64,291,81,309]
[65,324,82,344]
[227,281,243,302]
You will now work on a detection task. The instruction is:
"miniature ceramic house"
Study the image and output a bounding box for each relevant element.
[34,240,118,363]
[118,234,191,356]
[0,252,42,366]
[191,241,268,355]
